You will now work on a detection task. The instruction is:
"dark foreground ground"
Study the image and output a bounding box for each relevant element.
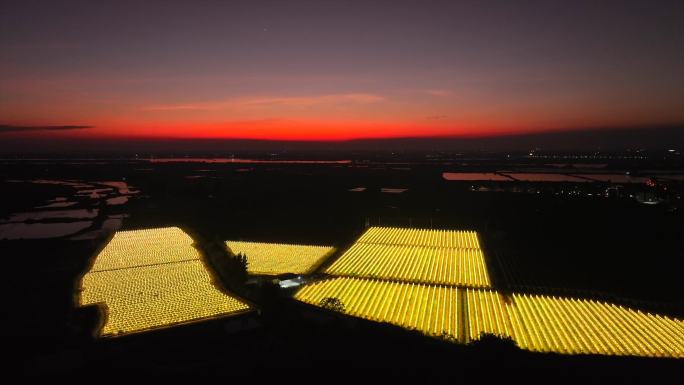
[1,153,682,379]
[16,300,684,382]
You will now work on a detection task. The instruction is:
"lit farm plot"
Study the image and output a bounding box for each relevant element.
[295,281,684,358]
[308,226,684,358]
[296,277,461,341]
[326,227,490,287]
[297,282,684,358]
[89,227,201,271]
[357,227,480,248]
[510,294,684,358]
[80,261,250,336]
[226,241,335,275]
[465,289,518,343]
[78,227,251,337]
[327,243,490,287]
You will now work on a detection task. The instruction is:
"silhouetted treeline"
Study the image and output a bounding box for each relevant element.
[197,237,248,297]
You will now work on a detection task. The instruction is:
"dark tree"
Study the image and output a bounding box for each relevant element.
[319,297,345,313]
[200,239,249,297]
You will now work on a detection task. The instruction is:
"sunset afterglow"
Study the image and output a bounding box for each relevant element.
[2,1,682,142]
[4,1,684,377]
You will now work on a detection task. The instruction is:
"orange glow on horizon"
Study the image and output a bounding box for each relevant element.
[2,119,573,141]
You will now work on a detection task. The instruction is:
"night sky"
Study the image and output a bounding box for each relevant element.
[1,0,683,144]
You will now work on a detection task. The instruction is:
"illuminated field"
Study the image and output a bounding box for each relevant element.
[326,227,490,287]
[295,277,461,340]
[511,294,684,357]
[226,241,335,275]
[357,227,480,249]
[298,226,683,358]
[465,288,517,342]
[296,280,684,358]
[295,278,684,358]
[78,227,251,337]
[89,227,201,271]
[327,243,490,287]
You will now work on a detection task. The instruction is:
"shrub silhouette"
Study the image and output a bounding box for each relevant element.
[319,297,345,313]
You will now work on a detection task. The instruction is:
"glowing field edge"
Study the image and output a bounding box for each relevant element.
[294,277,684,358]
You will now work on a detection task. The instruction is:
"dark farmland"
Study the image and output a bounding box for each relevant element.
[2,154,683,378]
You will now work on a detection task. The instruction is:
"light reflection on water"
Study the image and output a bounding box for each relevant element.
[149,158,352,164]
[1,178,138,240]
[5,209,99,222]
[36,201,78,209]
[443,172,512,181]
[443,172,664,183]
[69,216,125,240]
[574,174,649,183]
[106,196,128,205]
[0,222,93,240]
[502,173,589,182]
[100,181,138,195]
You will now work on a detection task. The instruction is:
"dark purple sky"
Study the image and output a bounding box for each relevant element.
[1,0,682,144]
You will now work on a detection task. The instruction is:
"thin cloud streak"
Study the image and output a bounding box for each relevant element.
[145,93,385,111]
